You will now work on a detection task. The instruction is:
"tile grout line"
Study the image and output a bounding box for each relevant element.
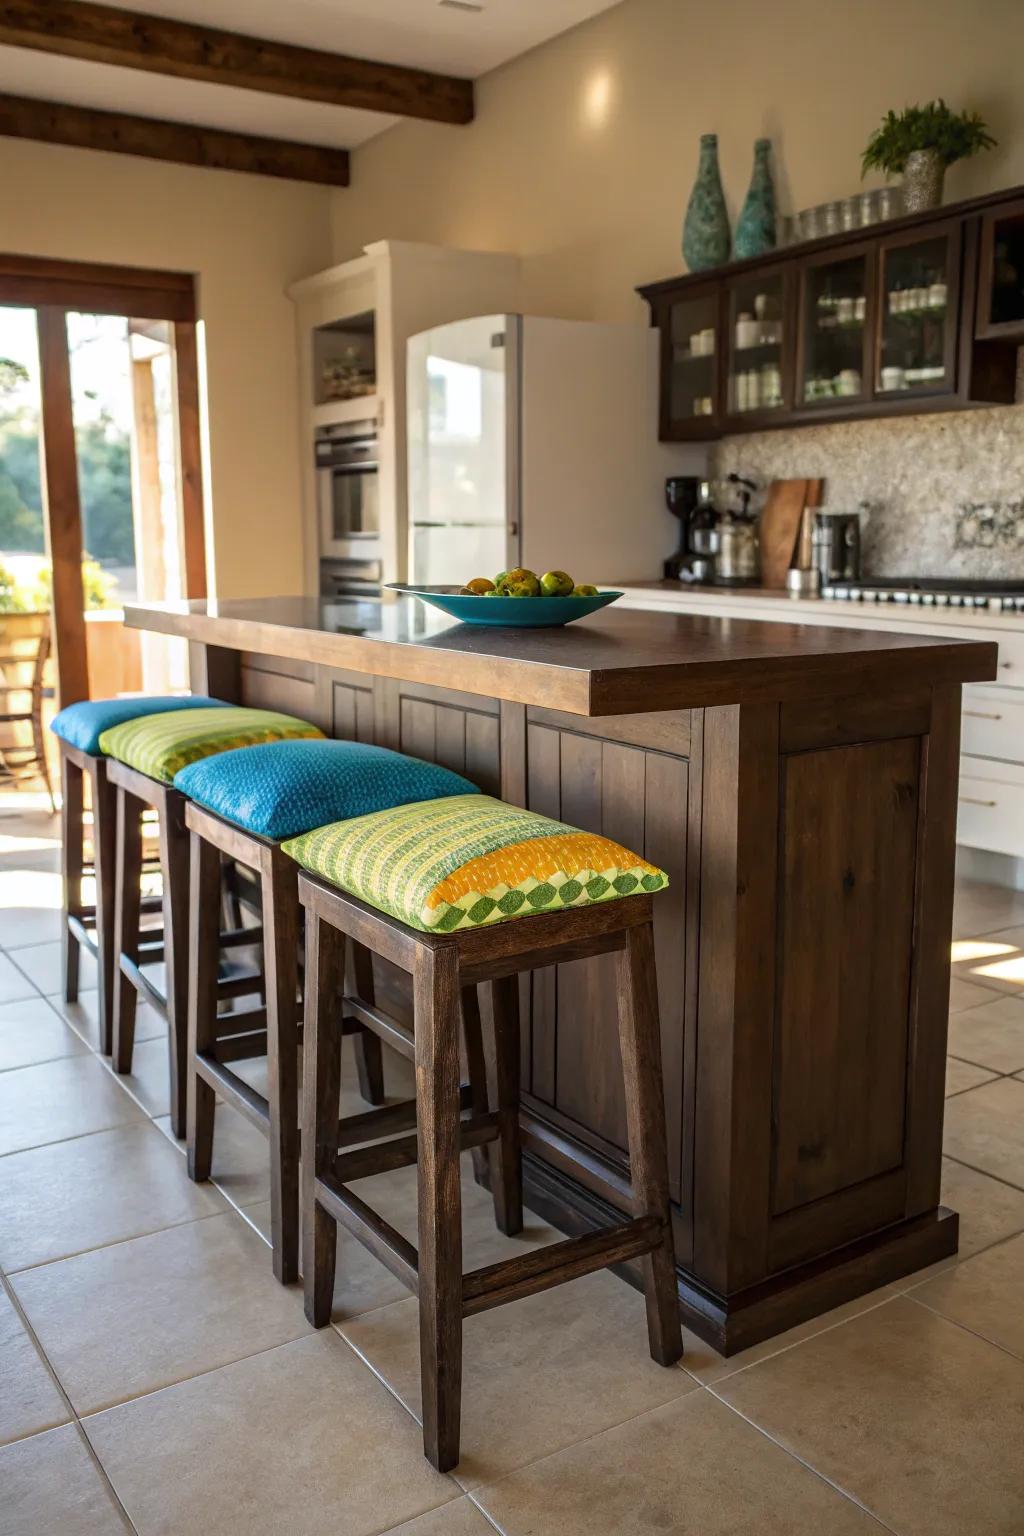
[902,1277,1024,1366]
[0,1268,139,1534]
[704,1388,902,1534]
[942,1149,1024,1196]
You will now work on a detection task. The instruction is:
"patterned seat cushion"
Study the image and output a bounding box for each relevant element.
[98,706,323,784]
[282,793,668,934]
[50,695,223,757]
[173,738,481,841]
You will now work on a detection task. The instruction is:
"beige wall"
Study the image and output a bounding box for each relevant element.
[0,138,332,598]
[333,0,1024,323]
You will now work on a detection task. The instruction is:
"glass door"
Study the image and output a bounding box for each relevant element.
[875,226,960,398]
[725,267,789,423]
[977,199,1024,339]
[661,285,720,437]
[798,247,873,409]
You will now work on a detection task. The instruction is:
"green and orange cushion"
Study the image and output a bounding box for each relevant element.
[282,793,668,934]
[97,706,323,784]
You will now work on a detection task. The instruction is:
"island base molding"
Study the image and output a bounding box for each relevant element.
[519,1145,959,1354]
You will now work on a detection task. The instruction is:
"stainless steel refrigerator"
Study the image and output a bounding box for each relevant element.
[406,313,699,586]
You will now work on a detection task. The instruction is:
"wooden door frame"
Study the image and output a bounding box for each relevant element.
[0,253,204,705]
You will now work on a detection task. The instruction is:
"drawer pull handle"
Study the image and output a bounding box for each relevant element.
[959,795,998,807]
[964,709,1003,721]
[1000,661,1013,669]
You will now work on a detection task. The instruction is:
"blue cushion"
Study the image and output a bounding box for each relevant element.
[173,738,482,841]
[50,695,224,757]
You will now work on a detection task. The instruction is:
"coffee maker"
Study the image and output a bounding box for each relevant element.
[664,477,718,583]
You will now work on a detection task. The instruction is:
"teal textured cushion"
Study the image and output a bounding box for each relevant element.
[173,738,481,841]
[50,695,222,756]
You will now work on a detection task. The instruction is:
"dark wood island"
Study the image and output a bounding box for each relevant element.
[125,594,997,1354]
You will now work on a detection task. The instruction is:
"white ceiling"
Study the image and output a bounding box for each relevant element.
[0,0,625,153]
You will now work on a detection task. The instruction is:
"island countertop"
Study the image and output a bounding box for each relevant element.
[123,594,998,716]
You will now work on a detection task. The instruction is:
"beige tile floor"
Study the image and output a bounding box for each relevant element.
[2,791,1024,1534]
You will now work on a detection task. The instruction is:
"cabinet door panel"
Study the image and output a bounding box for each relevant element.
[772,737,920,1216]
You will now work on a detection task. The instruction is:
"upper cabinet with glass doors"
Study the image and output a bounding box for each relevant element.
[639,182,1024,442]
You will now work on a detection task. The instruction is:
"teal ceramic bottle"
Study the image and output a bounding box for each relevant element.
[682,134,730,272]
[733,138,777,260]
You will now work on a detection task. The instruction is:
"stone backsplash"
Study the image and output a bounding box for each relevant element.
[710,395,1024,578]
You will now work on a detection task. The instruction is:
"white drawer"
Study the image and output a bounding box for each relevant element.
[982,629,1024,689]
[958,754,1024,856]
[961,685,1024,763]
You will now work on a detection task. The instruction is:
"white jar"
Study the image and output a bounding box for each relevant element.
[929,281,948,309]
[880,365,906,391]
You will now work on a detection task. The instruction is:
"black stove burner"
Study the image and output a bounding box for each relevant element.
[850,578,1024,594]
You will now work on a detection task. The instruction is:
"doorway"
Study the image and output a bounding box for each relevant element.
[0,255,206,716]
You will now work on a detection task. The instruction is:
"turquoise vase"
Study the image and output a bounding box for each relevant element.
[682,134,730,272]
[733,138,777,260]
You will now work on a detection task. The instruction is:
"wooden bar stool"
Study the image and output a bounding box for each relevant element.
[49,695,225,1053]
[176,737,489,1282]
[99,706,325,1134]
[287,793,682,1472]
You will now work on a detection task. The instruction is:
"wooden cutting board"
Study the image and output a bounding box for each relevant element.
[759,479,809,588]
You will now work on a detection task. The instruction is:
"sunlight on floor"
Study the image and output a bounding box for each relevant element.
[950,939,1017,964]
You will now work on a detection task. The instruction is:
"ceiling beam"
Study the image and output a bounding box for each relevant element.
[0,91,351,185]
[0,0,475,125]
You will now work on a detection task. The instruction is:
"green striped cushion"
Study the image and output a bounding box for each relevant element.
[283,793,668,933]
[98,706,323,783]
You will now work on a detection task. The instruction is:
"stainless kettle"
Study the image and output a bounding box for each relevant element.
[716,514,759,586]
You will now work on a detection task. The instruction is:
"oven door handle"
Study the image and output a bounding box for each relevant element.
[321,460,380,475]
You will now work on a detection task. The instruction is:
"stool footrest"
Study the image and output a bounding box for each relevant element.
[66,913,99,954]
[342,995,415,1062]
[335,1110,499,1184]
[196,1051,271,1135]
[336,1085,474,1149]
[315,1171,419,1294]
[461,1214,664,1319]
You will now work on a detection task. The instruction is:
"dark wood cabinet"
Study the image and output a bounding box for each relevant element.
[641,183,1024,441]
[976,196,1024,340]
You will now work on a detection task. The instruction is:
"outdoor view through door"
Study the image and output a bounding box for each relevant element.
[0,256,205,799]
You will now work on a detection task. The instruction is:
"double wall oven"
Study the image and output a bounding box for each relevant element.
[316,418,382,598]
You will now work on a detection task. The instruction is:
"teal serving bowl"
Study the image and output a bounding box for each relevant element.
[388,584,623,628]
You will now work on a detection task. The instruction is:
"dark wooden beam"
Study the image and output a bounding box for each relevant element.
[36,307,89,707]
[0,92,351,187]
[0,1,475,125]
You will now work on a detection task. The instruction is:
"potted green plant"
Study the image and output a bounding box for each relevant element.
[862,99,996,213]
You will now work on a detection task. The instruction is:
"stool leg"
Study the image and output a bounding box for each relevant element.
[415,944,463,1473]
[91,763,117,1056]
[187,829,220,1182]
[486,975,523,1237]
[160,796,192,1140]
[60,753,83,1007]
[348,941,385,1106]
[112,786,143,1077]
[615,920,683,1367]
[460,984,490,1189]
[263,850,301,1285]
[302,907,346,1327]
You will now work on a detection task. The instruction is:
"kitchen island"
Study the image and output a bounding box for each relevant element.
[126,594,996,1353]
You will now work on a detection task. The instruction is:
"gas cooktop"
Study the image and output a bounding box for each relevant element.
[822,577,1024,612]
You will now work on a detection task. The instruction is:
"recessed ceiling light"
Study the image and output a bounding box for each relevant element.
[439,0,484,12]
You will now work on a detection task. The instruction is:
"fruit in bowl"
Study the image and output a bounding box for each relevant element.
[456,568,602,599]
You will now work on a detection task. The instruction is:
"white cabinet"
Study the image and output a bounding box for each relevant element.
[289,242,522,594]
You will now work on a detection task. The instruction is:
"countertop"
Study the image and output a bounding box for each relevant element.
[125,594,998,718]
[615,580,1024,635]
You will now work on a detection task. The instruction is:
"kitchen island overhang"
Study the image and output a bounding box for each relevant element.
[125,594,996,1354]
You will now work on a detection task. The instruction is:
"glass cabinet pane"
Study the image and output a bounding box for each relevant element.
[668,292,718,426]
[877,235,953,393]
[984,211,1024,331]
[801,254,868,404]
[727,272,785,415]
